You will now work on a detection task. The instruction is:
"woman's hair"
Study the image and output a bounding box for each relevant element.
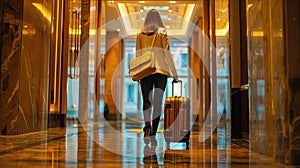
[142,9,164,33]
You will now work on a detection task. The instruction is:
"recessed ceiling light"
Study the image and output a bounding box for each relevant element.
[139,1,145,3]
[168,9,173,12]
[108,0,114,3]
[170,1,176,4]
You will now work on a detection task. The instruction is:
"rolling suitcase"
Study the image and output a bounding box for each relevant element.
[164,80,191,149]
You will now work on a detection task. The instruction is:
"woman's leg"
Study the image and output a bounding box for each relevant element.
[140,75,155,144]
[151,74,167,136]
[140,75,154,125]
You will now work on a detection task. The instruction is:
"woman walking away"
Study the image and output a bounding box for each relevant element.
[135,9,178,147]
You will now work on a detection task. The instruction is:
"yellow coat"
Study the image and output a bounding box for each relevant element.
[135,29,178,78]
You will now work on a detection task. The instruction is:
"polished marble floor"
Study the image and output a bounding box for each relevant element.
[0,119,298,168]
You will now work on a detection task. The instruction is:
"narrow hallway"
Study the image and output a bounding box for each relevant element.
[1,0,300,167]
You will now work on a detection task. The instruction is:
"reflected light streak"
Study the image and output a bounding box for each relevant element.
[32,3,51,22]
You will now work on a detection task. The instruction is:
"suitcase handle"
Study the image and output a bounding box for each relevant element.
[172,79,182,97]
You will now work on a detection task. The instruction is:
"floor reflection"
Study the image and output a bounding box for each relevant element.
[0,119,298,167]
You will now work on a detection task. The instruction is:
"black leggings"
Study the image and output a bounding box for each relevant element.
[140,74,167,135]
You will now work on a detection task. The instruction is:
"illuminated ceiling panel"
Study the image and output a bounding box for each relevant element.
[117,3,195,36]
[104,0,231,37]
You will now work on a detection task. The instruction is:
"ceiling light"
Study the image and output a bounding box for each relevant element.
[139,1,145,3]
[116,28,120,32]
[144,6,169,12]
[168,17,171,20]
[170,1,176,4]
[108,0,114,3]
[217,18,221,21]
[168,9,173,12]
[140,9,144,12]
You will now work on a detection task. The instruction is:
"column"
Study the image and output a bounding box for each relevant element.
[78,0,90,124]
[286,0,300,164]
[104,31,120,120]
[0,0,51,134]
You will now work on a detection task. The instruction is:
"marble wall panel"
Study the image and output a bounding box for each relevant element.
[0,0,52,134]
[0,0,23,134]
[247,0,300,165]
[18,0,52,133]
[247,0,268,158]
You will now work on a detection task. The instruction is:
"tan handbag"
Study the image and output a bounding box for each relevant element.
[129,33,157,81]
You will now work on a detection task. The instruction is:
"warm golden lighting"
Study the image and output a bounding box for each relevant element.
[247,4,253,12]
[117,3,195,36]
[168,4,195,36]
[248,31,282,37]
[211,21,229,37]
[117,3,140,35]
[32,3,51,22]
[69,28,106,36]
[251,31,263,37]
[22,28,36,35]
[248,4,253,9]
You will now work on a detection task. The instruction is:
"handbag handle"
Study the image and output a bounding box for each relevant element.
[150,33,157,48]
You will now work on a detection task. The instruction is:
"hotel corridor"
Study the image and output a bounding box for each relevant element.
[0,119,296,168]
[1,0,300,167]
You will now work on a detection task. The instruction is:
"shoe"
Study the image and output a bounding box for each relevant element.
[143,126,151,144]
